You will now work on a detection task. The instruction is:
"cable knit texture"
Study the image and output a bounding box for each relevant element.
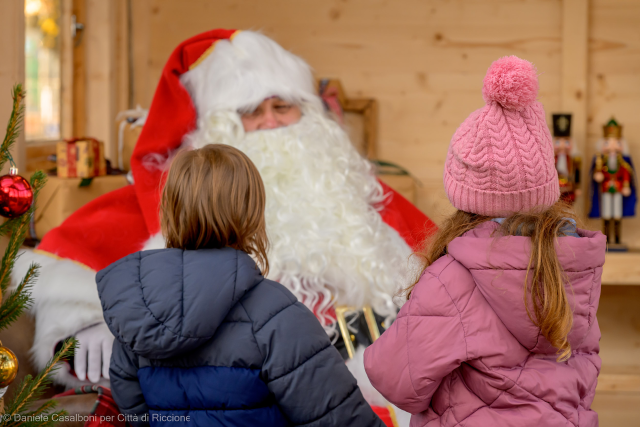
[444,56,560,216]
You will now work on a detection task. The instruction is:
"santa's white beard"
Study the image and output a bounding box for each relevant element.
[184,107,413,328]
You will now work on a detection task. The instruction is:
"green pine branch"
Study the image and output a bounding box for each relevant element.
[0,264,37,332]
[23,400,57,418]
[0,84,65,427]
[0,217,17,240]
[0,85,25,171]
[2,338,76,427]
[6,399,63,427]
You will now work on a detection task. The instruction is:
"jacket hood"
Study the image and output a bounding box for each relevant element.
[97,248,263,359]
[447,221,606,353]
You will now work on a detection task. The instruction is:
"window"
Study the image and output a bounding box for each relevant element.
[25,0,61,141]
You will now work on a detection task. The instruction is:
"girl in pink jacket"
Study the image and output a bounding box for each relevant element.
[364,56,605,427]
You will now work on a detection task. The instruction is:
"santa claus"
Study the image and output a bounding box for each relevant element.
[13,30,433,398]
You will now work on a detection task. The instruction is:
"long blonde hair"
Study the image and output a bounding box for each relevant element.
[160,144,269,275]
[406,201,578,362]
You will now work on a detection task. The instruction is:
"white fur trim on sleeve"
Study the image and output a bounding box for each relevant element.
[346,346,389,408]
[180,31,323,115]
[345,346,411,427]
[12,249,107,387]
[141,233,165,251]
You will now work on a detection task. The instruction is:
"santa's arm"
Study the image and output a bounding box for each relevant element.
[378,180,436,250]
[12,249,108,386]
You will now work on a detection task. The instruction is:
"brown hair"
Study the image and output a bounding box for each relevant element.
[406,201,578,362]
[160,144,269,275]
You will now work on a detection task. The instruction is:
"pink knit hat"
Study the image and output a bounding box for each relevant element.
[443,56,560,216]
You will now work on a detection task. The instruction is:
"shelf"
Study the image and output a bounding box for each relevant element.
[602,252,640,286]
[593,374,640,425]
[596,373,640,393]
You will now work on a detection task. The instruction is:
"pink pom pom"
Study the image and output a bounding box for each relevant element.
[482,56,538,110]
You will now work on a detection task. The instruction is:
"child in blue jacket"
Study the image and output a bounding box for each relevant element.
[97,144,383,427]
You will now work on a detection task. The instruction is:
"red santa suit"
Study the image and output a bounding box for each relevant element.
[13,29,435,407]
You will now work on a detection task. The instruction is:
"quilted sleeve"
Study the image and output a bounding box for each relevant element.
[250,281,384,427]
[364,268,468,414]
[109,340,150,427]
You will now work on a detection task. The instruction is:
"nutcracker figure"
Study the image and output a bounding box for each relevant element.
[552,114,581,204]
[589,118,637,249]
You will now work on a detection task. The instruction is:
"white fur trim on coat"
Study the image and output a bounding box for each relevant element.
[142,233,165,251]
[180,31,322,115]
[12,250,107,388]
[346,347,411,427]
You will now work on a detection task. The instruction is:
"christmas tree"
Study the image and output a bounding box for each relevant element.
[0,84,75,425]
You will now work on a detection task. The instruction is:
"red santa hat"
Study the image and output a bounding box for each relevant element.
[131,29,321,235]
[180,31,322,115]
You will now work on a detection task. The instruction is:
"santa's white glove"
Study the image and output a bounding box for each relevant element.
[74,323,113,383]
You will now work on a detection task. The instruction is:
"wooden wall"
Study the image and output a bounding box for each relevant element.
[591,285,640,426]
[0,0,25,173]
[0,0,25,261]
[130,0,565,225]
[125,0,640,241]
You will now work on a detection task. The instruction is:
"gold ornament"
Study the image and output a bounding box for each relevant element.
[0,346,18,387]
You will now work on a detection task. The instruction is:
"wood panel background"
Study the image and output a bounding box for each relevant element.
[122,0,640,241]
[69,0,640,242]
[0,0,25,173]
[131,0,565,225]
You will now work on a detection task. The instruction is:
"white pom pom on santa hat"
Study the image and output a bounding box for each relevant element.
[482,55,539,111]
[180,31,322,116]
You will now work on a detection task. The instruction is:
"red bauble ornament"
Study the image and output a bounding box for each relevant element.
[0,167,33,218]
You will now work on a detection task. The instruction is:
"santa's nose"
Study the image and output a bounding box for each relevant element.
[259,109,280,130]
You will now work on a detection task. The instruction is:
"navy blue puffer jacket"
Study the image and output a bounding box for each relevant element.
[97,247,383,427]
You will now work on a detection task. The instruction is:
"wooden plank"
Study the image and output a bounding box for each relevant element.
[60,0,74,139]
[142,0,562,225]
[84,0,116,159]
[115,0,131,111]
[592,391,640,427]
[114,0,130,168]
[131,0,151,108]
[595,285,640,424]
[0,0,25,173]
[602,252,640,286]
[598,286,640,375]
[561,0,589,217]
[72,0,86,137]
[597,373,640,393]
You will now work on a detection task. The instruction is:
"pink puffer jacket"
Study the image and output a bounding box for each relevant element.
[365,221,605,427]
